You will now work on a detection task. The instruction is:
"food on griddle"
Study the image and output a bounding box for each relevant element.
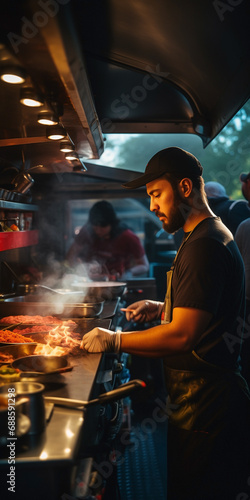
[0,315,76,326]
[0,352,14,364]
[0,330,33,343]
[13,325,56,334]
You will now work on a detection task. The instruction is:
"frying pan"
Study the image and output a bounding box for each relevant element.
[11,355,73,376]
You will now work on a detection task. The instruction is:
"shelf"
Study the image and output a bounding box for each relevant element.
[0,230,38,251]
[0,201,38,211]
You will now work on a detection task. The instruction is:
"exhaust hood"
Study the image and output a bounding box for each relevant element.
[0,0,249,176]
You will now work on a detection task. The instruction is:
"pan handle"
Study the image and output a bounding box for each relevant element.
[44,379,146,409]
[86,379,146,407]
[54,366,73,374]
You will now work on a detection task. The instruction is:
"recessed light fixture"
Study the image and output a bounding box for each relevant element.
[20,87,44,107]
[46,124,67,140]
[0,66,26,84]
[37,109,59,126]
[65,151,79,161]
[60,139,75,153]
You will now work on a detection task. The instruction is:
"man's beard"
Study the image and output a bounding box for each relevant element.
[157,191,191,234]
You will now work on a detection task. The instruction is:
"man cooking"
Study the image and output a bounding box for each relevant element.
[80,147,250,499]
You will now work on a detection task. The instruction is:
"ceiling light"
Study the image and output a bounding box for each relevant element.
[60,139,75,153]
[46,124,67,140]
[65,151,79,161]
[20,87,44,107]
[37,109,59,125]
[0,66,26,84]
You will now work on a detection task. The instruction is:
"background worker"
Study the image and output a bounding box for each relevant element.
[66,200,149,280]
[81,148,250,500]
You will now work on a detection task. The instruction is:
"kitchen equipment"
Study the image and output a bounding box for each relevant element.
[0,393,30,445]
[0,339,37,347]
[0,188,9,200]
[16,284,36,295]
[0,296,105,318]
[62,301,104,318]
[16,284,86,301]
[31,285,86,298]
[69,280,127,300]
[11,171,34,194]
[44,379,146,408]
[11,355,73,376]
[0,343,38,362]
[0,381,45,435]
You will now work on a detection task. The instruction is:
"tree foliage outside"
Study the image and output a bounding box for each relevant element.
[203,99,250,199]
[99,98,250,200]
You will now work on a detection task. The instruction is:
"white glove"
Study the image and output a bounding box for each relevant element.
[124,300,163,323]
[80,327,121,353]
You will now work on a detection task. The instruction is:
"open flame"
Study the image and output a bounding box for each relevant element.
[34,344,68,356]
[34,323,81,356]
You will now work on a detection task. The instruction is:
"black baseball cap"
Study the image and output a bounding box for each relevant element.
[123,147,203,189]
[240,173,250,182]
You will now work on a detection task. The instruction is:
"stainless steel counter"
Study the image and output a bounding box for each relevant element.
[0,303,120,499]
[0,352,104,465]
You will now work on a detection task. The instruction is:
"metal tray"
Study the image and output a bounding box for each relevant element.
[0,343,38,362]
[0,296,104,318]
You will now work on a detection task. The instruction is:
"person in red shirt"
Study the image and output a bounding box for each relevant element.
[66,200,149,279]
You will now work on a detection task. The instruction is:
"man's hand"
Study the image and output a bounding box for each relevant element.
[81,327,121,353]
[123,300,163,323]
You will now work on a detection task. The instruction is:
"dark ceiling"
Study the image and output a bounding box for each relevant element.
[0,0,249,180]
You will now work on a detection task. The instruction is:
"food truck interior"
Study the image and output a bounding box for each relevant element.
[0,1,250,499]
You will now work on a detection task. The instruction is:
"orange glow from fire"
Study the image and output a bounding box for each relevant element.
[34,344,68,356]
[34,323,81,356]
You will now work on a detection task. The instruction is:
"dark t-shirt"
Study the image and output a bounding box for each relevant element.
[164,217,249,496]
[75,224,145,275]
[168,217,245,370]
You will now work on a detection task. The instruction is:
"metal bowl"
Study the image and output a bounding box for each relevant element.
[0,343,38,359]
[0,381,45,436]
[0,390,31,445]
[70,281,127,300]
[62,301,104,318]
